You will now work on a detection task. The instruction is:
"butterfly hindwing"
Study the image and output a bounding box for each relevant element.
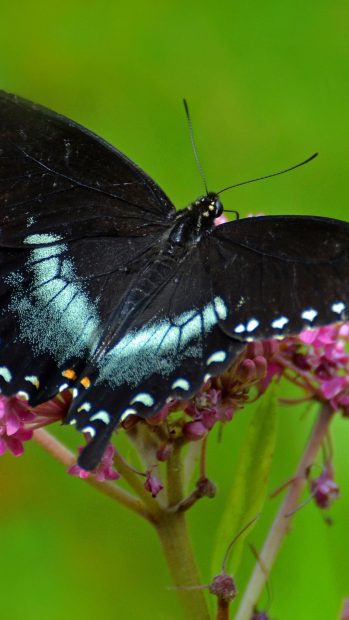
[210,215,349,339]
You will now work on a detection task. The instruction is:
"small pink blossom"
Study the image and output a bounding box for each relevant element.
[0,396,35,457]
[183,420,208,441]
[68,444,120,481]
[156,443,173,461]
[311,464,340,509]
[144,471,163,497]
[214,214,228,226]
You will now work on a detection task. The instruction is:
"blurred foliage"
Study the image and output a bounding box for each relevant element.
[0,1,348,618]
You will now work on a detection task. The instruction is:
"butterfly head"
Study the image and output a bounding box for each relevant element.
[191,193,224,222]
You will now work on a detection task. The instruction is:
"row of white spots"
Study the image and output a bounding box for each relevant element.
[77,348,230,434]
[0,369,37,401]
[233,301,347,335]
[234,318,260,334]
[81,391,156,435]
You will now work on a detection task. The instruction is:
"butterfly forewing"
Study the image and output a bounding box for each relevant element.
[0,91,175,246]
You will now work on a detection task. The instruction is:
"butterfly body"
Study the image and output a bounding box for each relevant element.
[0,91,349,469]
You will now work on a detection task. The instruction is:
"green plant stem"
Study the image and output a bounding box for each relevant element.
[155,446,211,620]
[33,428,150,521]
[234,404,333,620]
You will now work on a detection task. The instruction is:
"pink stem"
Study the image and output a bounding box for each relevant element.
[33,428,151,520]
[234,404,333,620]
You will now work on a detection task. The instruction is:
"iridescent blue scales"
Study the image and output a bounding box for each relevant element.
[0,90,349,469]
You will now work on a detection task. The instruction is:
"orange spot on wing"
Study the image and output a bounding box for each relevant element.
[80,376,91,389]
[62,368,77,381]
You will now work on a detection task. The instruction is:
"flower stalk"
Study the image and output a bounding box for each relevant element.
[33,428,151,520]
[234,404,333,620]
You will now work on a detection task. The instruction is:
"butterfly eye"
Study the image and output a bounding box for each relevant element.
[214,199,223,217]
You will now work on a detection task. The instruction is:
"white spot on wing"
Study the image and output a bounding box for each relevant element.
[59,383,69,392]
[90,410,111,425]
[332,302,346,314]
[120,408,137,422]
[234,324,245,334]
[246,318,259,332]
[301,309,318,322]
[130,393,154,407]
[16,391,29,401]
[82,426,96,437]
[69,418,76,425]
[25,375,40,389]
[77,403,91,413]
[204,374,211,383]
[214,296,227,320]
[207,350,227,365]
[171,378,190,391]
[271,316,289,329]
[0,367,12,383]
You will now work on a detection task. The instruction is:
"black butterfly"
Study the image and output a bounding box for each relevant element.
[0,91,348,470]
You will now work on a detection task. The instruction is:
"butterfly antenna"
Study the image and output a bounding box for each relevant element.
[183,99,209,195]
[217,152,318,195]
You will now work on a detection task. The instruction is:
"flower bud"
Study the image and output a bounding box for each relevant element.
[183,420,208,441]
[156,443,173,461]
[209,573,237,603]
[311,465,340,509]
[144,471,164,497]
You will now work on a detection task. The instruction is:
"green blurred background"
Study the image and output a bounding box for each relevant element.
[0,1,348,618]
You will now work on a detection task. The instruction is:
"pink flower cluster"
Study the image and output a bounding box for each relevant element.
[0,397,35,456]
[276,324,349,412]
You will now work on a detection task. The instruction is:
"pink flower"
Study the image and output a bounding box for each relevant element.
[156,443,173,461]
[0,396,35,457]
[183,420,208,441]
[311,464,340,509]
[144,471,163,497]
[68,444,120,481]
[214,214,228,226]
